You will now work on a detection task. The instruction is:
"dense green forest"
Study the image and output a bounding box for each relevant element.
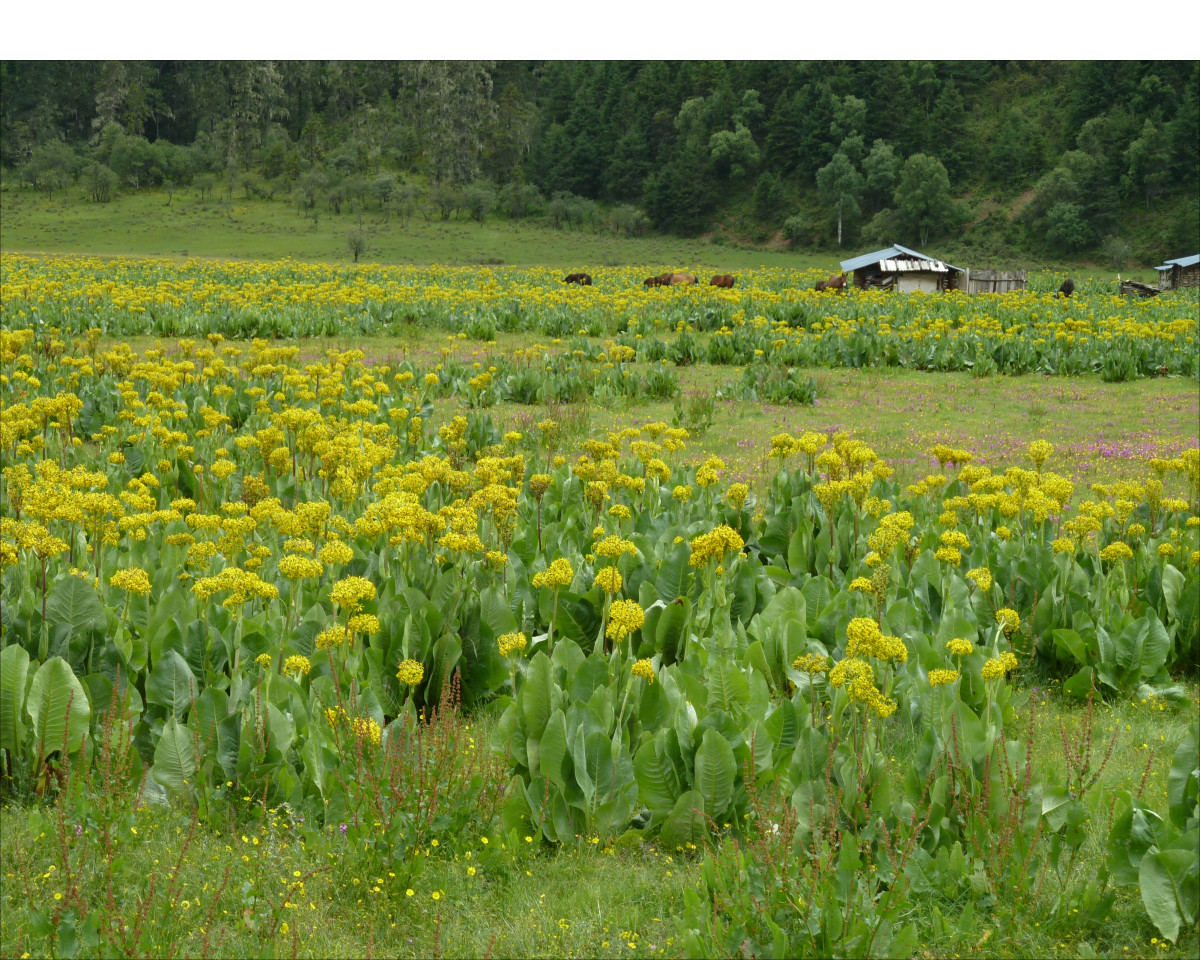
[2,60,1197,262]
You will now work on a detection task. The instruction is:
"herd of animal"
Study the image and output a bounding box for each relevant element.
[561,272,734,288]
[563,271,1079,297]
[563,271,846,291]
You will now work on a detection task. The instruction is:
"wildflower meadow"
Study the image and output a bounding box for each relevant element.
[1,253,1197,959]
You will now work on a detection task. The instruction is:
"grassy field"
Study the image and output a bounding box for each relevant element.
[0,183,1167,282]
[103,326,1200,494]
[2,686,1197,960]
[0,236,1196,958]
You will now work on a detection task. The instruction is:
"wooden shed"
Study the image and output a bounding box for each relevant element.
[1154,254,1200,291]
[839,243,964,292]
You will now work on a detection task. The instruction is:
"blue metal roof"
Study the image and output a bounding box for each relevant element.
[839,242,963,274]
[1154,253,1200,271]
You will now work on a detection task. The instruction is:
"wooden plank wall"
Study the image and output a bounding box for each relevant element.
[963,268,1027,294]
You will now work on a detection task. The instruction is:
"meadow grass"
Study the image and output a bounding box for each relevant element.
[0,242,1195,956]
[2,685,1196,960]
[0,184,1167,282]
[0,187,820,272]
[196,325,1198,493]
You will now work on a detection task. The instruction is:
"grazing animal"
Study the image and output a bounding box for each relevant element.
[563,272,592,285]
[709,274,735,288]
[814,279,827,291]
[643,275,665,287]
[820,273,847,293]
[1058,278,1075,298]
[664,272,698,285]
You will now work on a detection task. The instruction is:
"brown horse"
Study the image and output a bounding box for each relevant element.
[563,272,592,285]
[663,272,698,285]
[709,274,735,288]
[816,273,847,292]
[643,275,666,287]
[1058,278,1075,298]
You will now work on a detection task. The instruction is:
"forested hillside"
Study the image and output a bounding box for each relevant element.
[2,60,1197,262]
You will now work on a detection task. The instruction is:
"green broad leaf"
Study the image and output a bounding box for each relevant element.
[656,540,692,601]
[635,739,681,817]
[886,922,919,960]
[745,640,774,690]
[1031,586,1057,638]
[189,687,228,751]
[500,774,535,837]
[539,709,570,792]
[568,657,609,703]
[706,658,749,714]
[764,699,798,756]
[1,645,30,755]
[656,598,690,665]
[123,447,146,477]
[146,650,197,720]
[302,736,326,798]
[1138,612,1171,682]
[1139,849,1194,942]
[1106,795,1163,884]
[1041,785,1076,832]
[481,585,517,638]
[569,725,597,802]
[1053,628,1088,666]
[151,717,195,798]
[786,523,807,575]
[1161,564,1186,621]
[26,656,90,758]
[694,728,736,821]
[1167,724,1199,830]
[216,714,241,781]
[45,575,107,634]
[1062,666,1096,699]
[592,776,638,839]
[757,586,807,653]
[637,676,672,733]
[526,737,542,780]
[659,790,708,852]
[729,561,757,626]
[550,639,585,681]
[595,737,635,808]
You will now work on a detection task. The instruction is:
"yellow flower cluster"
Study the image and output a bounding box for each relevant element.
[606,599,645,642]
[594,535,638,559]
[192,566,279,607]
[532,557,574,589]
[981,651,1020,681]
[792,654,829,674]
[396,659,425,685]
[284,655,311,676]
[631,659,656,683]
[964,568,992,593]
[829,658,897,718]
[594,567,623,595]
[349,716,383,746]
[995,608,1020,636]
[255,654,272,668]
[946,638,974,657]
[348,614,380,636]
[689,524,745,567]
[315,624,348,650]
[928,668,960,687]
[1100,542,1134,563]
[278,554,323,579]
[498,632,528,657]
[844,617,907,664]
[110,567,152,596]
[330,576,376,612]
